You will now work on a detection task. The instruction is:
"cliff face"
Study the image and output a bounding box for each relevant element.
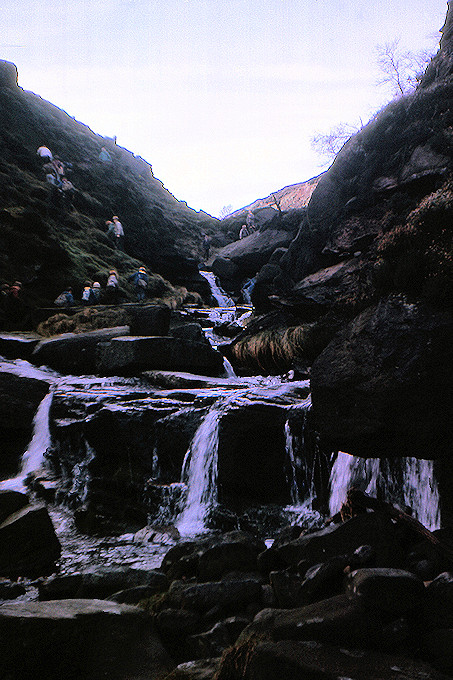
[0,61,220,305]
[230,4,453,462]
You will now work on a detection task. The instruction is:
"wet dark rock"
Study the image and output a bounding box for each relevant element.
[269,570,305,608]
[142,370,239,390]
[170,322,210,345]
[0,332,42,359]
[165,657,221,680]
[247,593,385,646]
[31,325,130,375]
[155,607,202,641]
[217,639,451,680]
[217,403,290,506]
[0,599,175,680]
[0,578,26,599]
[310,297,453,458]
[163,578,262,615]
[423,628,453,675]
[187,615,250,658]
[0,503,61,578]
[197,531,266,582]
[423,572,453,630]
[270,512,406,571]
[126,303,171,336]
[96,335,225,377]
[346,567,426,613]
[39,566,168,601]
[108,584,168,604]
[161,532,266,583]
[0,489,29,523]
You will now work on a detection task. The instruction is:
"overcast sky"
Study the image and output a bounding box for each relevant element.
[1,0,447,217]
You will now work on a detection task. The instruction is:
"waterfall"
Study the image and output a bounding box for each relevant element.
[223,357,237,378]
[403,458,441,532]
[200,270,235,307]
[175,406,222,536]
[0,389,54,492]
[328,452,441,531]
[285,420,301,506]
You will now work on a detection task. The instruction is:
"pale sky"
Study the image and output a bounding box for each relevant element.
[1,0,447,217]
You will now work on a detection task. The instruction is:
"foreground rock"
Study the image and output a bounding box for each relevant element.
[148,499,453,679]
[31,326,130,374]
[0,599,175,680]
[310,296,453,458]
[39,565,169,601]
[0,503,61,577]
[217,639,451,680]
[96,336,225,377]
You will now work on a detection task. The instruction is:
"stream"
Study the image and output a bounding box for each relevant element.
[0,271,442,590]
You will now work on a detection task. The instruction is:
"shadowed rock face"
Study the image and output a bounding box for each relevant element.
[229,5,453,460]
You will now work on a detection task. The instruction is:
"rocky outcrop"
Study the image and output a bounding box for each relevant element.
[212,229,294,286]
[31,325,131,374]
[310,296,453,459]
[96,336,225,377]
[229,5,453,460]
[0,502,61,577]
[0,599,175,680]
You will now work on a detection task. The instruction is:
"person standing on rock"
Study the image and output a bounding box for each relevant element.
[105,269,119,304]
[112,216,125,251]
[246,210,256,233]
[128,266,149,302]
[203,234,211,259]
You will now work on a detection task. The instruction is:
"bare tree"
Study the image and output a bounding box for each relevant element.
[311,40,435,164]
[376,39,434,98]
[218,204,233,219]
[311,122,362,164]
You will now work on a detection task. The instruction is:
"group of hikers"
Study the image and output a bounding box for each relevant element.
[239,210,257,239]
[37,145,75,203]
[54,266,150,308]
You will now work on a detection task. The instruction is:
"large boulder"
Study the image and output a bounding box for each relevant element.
[0,332,42,359]
[266,512,407,571]
[212,229,295,289]
[217,638,450,680]
[96,336,225,377]
[310,296,453,458]
[39,566,169,601]
[0,599,175,680]
[0,503,61,577]
[31,326,130,374]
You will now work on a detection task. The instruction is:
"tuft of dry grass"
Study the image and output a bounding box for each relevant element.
[231,325,307,374]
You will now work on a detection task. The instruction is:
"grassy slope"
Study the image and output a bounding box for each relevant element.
[0,72,220,307]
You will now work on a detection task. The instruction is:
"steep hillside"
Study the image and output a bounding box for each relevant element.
[225,5,453,465]
[229,174,322,217]
[0,61,220,308]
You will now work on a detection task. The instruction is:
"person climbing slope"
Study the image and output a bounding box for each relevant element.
[128,266,149,302]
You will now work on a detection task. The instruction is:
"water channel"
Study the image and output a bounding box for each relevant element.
[0,272,442,587]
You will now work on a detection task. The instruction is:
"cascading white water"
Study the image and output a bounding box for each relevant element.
[284,420,301,506]
[200,270,235,307]
[0,389,54,492]
[222,356,237,378]
[403,458,441,531]
[175,406,222,536]
[328,451,441,530]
